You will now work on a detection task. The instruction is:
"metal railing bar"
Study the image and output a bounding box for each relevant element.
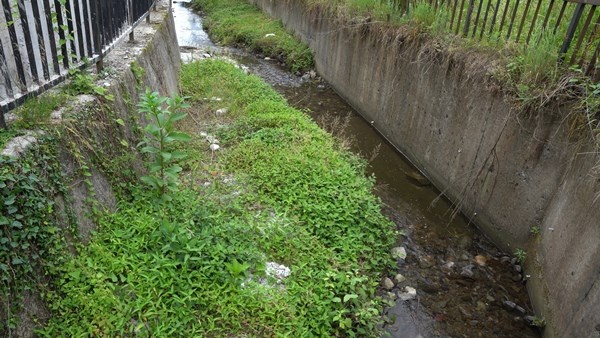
[525,0,542,43]
[2,0,27,91]
[515,0,532,42]
[42,0,60,75]
[30,0,50,81]
[559,2,585,58]
[570,5,596,65]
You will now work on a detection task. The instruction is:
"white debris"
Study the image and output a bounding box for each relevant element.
[265,262,290,281]
[206,135,219,144]
[209,143,220,151]
[215,108,228,116]
[264,33,276,38]
[210,97,222,102]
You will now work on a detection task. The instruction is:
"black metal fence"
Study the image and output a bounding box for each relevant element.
[396,0,599,75]
[0,0,156,128]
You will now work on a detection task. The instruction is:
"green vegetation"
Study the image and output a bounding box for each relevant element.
[10,93,68,129]
[514,248,527,264]
[39,59,396,336]
[0,137,73,334]
[137,90,191,201]
[192,0,314,72]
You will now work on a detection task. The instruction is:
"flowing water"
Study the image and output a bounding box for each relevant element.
[172,2,541,337]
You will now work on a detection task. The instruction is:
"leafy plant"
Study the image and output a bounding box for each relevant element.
[514,248,527,264]
[12,93,68,129]
[136,90,191,201]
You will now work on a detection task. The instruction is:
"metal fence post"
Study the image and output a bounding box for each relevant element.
[559,2,585,61]
[129,0,135,42]
[93,0,103,72]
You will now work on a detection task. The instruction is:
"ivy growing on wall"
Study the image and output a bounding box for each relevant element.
[0,135,74,334]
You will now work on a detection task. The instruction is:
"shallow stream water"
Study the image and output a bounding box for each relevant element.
[172,2,541,337]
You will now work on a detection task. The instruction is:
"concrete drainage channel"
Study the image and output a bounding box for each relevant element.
[173,2,540,337]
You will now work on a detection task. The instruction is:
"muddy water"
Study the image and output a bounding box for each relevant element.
[172,2,540,337]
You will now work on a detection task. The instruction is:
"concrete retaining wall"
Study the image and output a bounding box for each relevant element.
[248,0,600,336]
[2,1,180,336]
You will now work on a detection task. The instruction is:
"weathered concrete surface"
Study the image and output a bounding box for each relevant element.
[248,0,600,336]
[1,1,180,336]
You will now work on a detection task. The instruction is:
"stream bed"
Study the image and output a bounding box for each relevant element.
[172,2,541,337]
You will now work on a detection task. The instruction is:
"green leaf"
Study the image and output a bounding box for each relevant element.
[169,132,192,142]
[343,294,358,303]
[115,118,125,126]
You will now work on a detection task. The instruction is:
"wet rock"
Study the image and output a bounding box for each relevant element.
[441,261,455,272]
[510,257,518,265]
[500,256,512,263]
[432,300,448,312]
[458,306,472,319]
[474,255,487,266]
[391,246,407,260]
[394,274,406,284]
[514,265,522,273]
[514,305,527,316]
[460,264,475,279]
[418,255,435,269]
[418,278,440,294]
[512,274,523,282]
[405,170,431,186]
[398,286,417,301]
[382,277,395,290]
[503,300,517,310]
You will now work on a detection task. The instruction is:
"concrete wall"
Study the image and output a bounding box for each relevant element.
[248,0,600,336]
[2,1,180,336]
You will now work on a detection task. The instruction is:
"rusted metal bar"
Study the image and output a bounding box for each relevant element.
[570,5,597,64]
[541,0,555,31]
[515,0,532,42]
[450,0,460,30]
[506,0,521,41]
[498,0,512,38]
[456,0,468,34]
[479,0,493,39]
[463,0,476,36]
[580,12,599,69]
[585,37,599,75]
[526,0,543,43]
[488,0,503,36]
[559,2,586,59]
[471,0,485,38]
[554,1,568,34]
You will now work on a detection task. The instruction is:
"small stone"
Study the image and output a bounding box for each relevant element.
[514,305,526,315]
[418,278,439,294]
[264,57,272,60]
[474,255,487,266]
[476,300,487,311]
[470,320,479,326]
[209,144,220,151]
[503,300,516,310]
[500,256,511,263]
[398,286,417,301]
[514,265,522,273]
[308,70,317,79]
[418,255,435,269]
[202,53,211,58]
[460,264,475,279]
[510,257,517,265]
[394,274,406,284]
[317,84,325,89]
[382,277,395,290]
[486,295,495,302]
[512,274,523,282]
[441,261,455,271]
[391,247,407,260]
